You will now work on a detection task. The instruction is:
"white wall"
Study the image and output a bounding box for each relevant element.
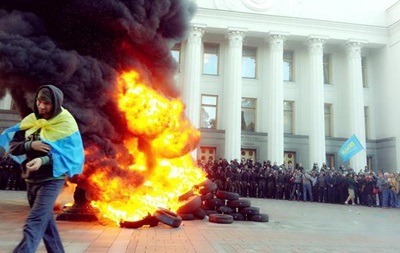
[194,0,398,26]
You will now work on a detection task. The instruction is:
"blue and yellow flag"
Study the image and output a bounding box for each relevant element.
[339,134,364,162]
[0,108,84,177]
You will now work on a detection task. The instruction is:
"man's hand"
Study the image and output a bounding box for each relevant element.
[30,141,51,153]
[26,158,43,171]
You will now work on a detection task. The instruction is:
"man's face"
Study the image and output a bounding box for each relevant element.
[36,99,53,119]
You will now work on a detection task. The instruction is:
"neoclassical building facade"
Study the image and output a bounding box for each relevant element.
[1,0,400,172]
[173,0,400,172]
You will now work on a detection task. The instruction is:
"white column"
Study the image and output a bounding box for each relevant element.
[308,37,327,168]
[266,34,286,165]
[346,40,367,171]
[182,25,205,128]
[224,28,246,161]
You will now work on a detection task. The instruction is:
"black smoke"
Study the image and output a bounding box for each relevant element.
[0,0,197,191]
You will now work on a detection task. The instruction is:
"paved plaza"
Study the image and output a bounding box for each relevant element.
[0,190,399,253]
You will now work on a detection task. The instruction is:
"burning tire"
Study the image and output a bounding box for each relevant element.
[194,178,212,188]
[178,189,194,201]
[177,195,202,214]
[154,208,182,228]
[249,213,269,222]
[119,215,158,228]
[199,182,217,195]
[208,213,233,224]
[216,190,240,200]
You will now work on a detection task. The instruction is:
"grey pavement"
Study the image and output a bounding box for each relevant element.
[0,190,399,253]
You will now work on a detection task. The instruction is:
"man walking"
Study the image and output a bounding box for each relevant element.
[0,85,84,253]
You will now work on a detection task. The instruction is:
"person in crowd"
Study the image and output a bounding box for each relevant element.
[317,171,327,203]
[266,169,276,198]
[376,172,385,207]
[0,85,84,253]
[335,172,345,204]
[196,157,398,209]
[326,171,337,203]
[301,169,314,202]
[283,169,293,200]
[380,172,391,208]
[223,166,233,192]
[310,170,319,202]
[232,167,242,195]
[249,167,259,197]
[241,166,251,197]
[290,168,302,201]
[388,173,399,208]
[213,166,224,191]
[257,166,267,198]
[344,173,358,205]
[276,170,285,199]
[363,174,375,207]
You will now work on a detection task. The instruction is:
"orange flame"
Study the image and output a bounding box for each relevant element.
[87,71,205,224]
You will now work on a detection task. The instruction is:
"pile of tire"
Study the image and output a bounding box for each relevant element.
[119,179,268,229]
[177,179,269,224]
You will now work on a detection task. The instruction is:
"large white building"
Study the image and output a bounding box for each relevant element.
[173,0,400,172]
[1,0,400,172]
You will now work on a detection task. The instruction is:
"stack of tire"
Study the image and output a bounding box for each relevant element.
[177,179,269,224]
[120,179,268,229]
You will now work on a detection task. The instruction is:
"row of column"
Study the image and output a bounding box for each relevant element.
[182,25,366,170]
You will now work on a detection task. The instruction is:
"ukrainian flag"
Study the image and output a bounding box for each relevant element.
[339,134,364,162]
[0,108,84,177]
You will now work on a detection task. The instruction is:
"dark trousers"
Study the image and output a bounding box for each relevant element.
[13,179,65,253]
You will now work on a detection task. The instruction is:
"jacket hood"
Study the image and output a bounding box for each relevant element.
[34,84,64,119]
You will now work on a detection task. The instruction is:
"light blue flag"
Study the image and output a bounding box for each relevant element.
[339,134,364,162]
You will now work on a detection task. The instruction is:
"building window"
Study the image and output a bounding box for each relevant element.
[362,56,368,87]
[200,95,218,129]
[324,103,332,136]
[203,43,219,75]
[200,147,216,162]
[241,98,256,131]
[242,46,257,78]
[326,154,335,169]
[241,149,256,161]
[367,156,373,171]
[171,43,181,72]
[284,152,296,168]
[283,51,294,81]
[323,54,331,84]
[364,106,370,139]
[284,101,294,134]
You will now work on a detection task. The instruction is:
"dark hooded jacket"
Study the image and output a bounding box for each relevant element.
[9,85,65,181]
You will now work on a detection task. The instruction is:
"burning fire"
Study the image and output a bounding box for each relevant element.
[87,71,205,224]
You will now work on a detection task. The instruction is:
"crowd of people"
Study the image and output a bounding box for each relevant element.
[198,158,400,209]
[0,155,26,191]
[2,150,400,209]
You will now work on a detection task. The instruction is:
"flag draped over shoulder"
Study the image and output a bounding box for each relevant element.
[338,134,364,162]
[0,108,84,177]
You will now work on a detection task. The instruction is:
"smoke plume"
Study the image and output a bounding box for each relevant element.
[0,0,197,191]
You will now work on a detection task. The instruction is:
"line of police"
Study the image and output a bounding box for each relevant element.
[198,158,400,208]
[0,155,26,191]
